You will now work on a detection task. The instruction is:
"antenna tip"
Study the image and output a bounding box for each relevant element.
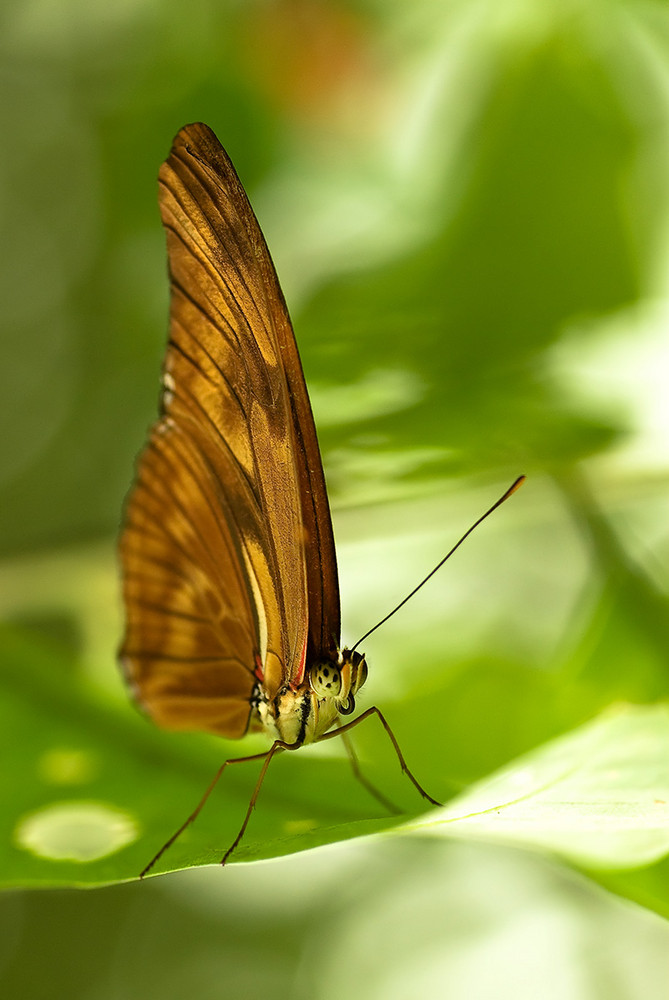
[497,475,526,504]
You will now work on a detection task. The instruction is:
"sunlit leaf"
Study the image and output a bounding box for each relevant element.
[406,704,669,870]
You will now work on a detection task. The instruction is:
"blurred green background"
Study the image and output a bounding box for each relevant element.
[2,0,669,996]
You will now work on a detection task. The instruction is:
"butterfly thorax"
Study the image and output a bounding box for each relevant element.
[254,649,367,746]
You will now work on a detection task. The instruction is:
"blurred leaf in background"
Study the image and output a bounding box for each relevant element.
[1,0,669,997]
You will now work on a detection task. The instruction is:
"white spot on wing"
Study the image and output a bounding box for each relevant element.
[162,371,175,407]
[155,417,175,435]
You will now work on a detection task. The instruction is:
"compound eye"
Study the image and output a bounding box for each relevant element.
[309,663,342,699]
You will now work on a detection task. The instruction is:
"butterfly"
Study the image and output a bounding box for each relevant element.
[119,122,523,876]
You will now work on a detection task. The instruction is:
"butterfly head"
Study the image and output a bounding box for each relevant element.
[309,648,367,717]
[254,649,367,746]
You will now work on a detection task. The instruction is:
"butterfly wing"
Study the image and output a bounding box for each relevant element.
[120,123,340,737]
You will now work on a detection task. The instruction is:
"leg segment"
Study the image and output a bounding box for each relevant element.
[340,730,401,815]
[140,743,291,878]
[319,706,441,807]
[219,739,297,865]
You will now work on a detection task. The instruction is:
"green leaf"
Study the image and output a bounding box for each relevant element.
[5,616,668,899]
[0,625,429,888]
[405,703,669,870]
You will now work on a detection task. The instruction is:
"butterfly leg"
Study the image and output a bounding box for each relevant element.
[220,739,299,866]
[320,706,442,807]
[340,730,401,815]
[140,746,287,878]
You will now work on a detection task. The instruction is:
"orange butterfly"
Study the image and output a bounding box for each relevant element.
[120,123,522,875]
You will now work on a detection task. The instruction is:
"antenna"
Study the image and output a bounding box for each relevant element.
[350,475,525,651]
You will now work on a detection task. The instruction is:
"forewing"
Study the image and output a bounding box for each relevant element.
[120,123,339,736]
